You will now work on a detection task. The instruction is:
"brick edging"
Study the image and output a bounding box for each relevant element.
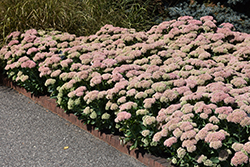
[1,76,174,167]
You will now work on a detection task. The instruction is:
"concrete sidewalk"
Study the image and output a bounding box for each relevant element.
[0,85,147,167]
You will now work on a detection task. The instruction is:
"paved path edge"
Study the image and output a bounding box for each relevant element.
[0,75,173,167]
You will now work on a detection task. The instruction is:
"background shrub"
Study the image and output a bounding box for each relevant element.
[0,0,88,45]
[162,0,250,34]
[0,0,168,47]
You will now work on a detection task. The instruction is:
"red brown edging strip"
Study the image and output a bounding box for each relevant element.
[1,76,174,167]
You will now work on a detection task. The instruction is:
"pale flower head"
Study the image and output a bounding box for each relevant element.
[115,111,132,122]
[231,151,249,166]
[209,140,222,149]
[240,117,250,127]
[50,69,62,77]
[232,142,244,152]
[209,116,220,124]
[203,159,214,167]
[45,79,56,86]
[163,137,177,147]
[177,147,186,159]
[90,111,97,119]
[243,142,250,154]
[142,115,156,126]
[136,109,149,116]
[227,109,247,124]
[141,130,150,137]
[205,131,226,143]
[119,102,137,111]
[173,128,183,138]
[20,75,29,82]
[143,98,156,109]
[152,132,162,142]
[101,113,110,120]
[196,154,207,164]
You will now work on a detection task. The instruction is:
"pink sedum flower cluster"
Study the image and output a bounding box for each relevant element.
[115,111,131,123]
[1,15,250,166]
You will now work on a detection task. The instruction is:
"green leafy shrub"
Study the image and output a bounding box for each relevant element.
[1,16,250,166]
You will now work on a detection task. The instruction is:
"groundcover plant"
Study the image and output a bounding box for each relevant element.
[1,16,250,166]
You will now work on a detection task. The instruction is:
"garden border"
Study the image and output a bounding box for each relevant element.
[0,74,174,167]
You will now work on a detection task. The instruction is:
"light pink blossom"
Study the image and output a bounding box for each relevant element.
[142,115,156,126]
[8,40,19,46]
[50,69,61,77]
[115,111,131,122]
[38,66,51,77]
[90,76,102,87]
[164,104,182,115]
[18,56,30,63]
[205,131,226,143]
[196,154,207,163]
[143,98,156,109]
[21,60,36,68]
[164,137,177,147]
[77,71,89,80]
[181,113,194,121]
[60,58,73,68]
[110,103,118,110]
[200,113,209,119]
[231,77,247,88]
[232,143,244,152]
[119,102,137,111]
[240,117,250,127]
[179,121,193,132]
[209,140,222,149]
[126,89,137,97]
[231,151,249,166]
[173,128,183,138]
[141,130,150,137]
[75,86,87,96]
[163,117,182,131]
[172,110,184,118]
[182,139,197,151]
[195,128,209,141]
[27,47,38,55]
[227,109,247,124]
[180,130,196,141]
[220,22,234,29]
[215,106,233,115]
[152,132,162,142]
[7,31,21,40]
[117,96,126,104]
[83,90,99,103]
[135,92,147,99]
[243,142,250,154]
[209,116,220,124]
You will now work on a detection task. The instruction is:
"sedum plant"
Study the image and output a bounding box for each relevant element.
[1,16,250,166]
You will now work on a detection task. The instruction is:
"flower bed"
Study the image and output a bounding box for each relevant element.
[1,16,250,166]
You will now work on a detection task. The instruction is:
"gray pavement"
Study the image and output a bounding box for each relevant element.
[0,85,147,167]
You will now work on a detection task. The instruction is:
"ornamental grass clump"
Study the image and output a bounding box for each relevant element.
[1,15,250,166]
